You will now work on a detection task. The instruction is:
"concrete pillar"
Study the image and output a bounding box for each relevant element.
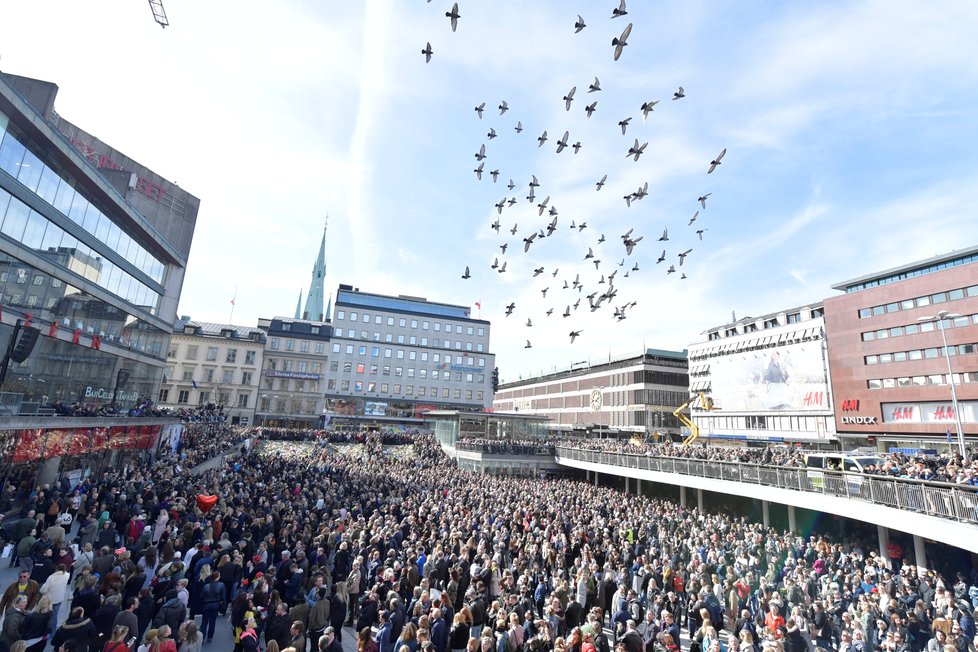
[680,486,687,508]
[913,535,927,575]
[877,526,889,570]
[697,488,704,512]
[625,476,629,494]
[585,469,590,482]
[594,471,599,487]
[762,500,770,528]
[637,479,642,496]
[788,505,797,533]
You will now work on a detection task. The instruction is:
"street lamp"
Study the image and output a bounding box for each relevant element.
[918,310,966,456]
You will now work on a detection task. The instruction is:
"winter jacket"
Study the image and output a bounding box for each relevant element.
[153,597,187,631]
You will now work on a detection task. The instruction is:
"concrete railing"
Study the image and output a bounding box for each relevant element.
[555,447,978,525]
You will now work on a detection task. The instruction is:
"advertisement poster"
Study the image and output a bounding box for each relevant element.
[709,339,829,412]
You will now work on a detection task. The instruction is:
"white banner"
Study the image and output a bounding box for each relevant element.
[882,401,977,424]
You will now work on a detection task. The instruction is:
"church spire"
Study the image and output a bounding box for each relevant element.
[325,292,333,321]
[294,289,303,319]
[302,216,328,321]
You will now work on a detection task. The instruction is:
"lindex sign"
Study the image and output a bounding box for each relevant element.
[841,415,878,425]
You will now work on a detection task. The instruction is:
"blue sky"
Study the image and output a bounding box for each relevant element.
[2,1,977,382]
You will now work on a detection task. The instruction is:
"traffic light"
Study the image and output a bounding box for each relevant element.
[491,367,499,393]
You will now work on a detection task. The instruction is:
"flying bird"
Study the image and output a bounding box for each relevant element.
[510,223,518,235]
[569,330,582,344]
[584,247,594,260]
[624,235,643,256]
[491,220,500,234]
[597,234,606,243]
[500,243,508,253]
[446,2,460,31]
[555,131,570,153]
[505,302,515,316]
[515,121,523,133]
[495,198,506,214]
[491,257,499,269]
[658,227,669,241]
[619,117,632,135]
[474,101,485,118]
[546,308,554,316]
[666,265,676,274]
[526,318,533,327]
[537,130,548,147]
[588,77,601,93]
[507,197,516,206]
[708,148,726,173]
[688,211,699,225]
[574,15,586,32]
[577,222,587,231]
[473,162,484,180]
[640,100,659,120]
[523,232,538,252]
[422,42,433,63]
[612,22,632,61]
[498,100,508,115]
[541,287,549,297]
[525,340,532,349]
[696,229,708,240]
[596,174,607,191]
[506,179,515,191]
[461,266,470,279]
[475,144,486,161]
[490,169,499,182]
[612,0,627,18]
[585,101,598,118]
[533,267,544,277]
[673,86,685,100]
[698,193,712,209]
[678,248,692,265]
[563,86,576,111]
[537,196,550,216]
[498,261,507,273]
[487,128,497,140]
[627,138,648,161]
[527,188,536,203]
[529,175,540,188]
[656,250,666,263]
[681,273,688,279]
[572,141,582,154]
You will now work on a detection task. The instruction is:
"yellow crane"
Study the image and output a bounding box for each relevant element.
[673,392,719,445]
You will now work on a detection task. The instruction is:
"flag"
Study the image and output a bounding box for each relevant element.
[192,379,198,389]
[230,298,236,306]
[947,429,953,443]
[475,301,481,309]
[48,322,58,337]
[91,334,101,350]
[72,328,81,345]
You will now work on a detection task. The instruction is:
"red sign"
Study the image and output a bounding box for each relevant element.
[802,392,824,407]
[891,406,914,421]
[841,399,860,412]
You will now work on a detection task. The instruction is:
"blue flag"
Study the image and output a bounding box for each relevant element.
[192,379,198,389]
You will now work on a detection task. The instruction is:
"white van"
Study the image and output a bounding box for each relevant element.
[804,453,884,492]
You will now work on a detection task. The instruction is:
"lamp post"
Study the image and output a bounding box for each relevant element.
[918,310,966,456]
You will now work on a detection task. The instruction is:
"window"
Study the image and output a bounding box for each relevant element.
[372,346,380,357]
[300,340,309,353]
[453,389,461,398]
[359,345,367,355]
[931,292,947,304]
[328,379,336,390]
[387,317,395,326]
[924,348,939,359]
[467,326,473,335]
[357,363,366,373]
[226,349,237,363]
[409,351,417,360]
[330,361,338,371]
[205,347,218,361]
[297,361,308,372]
[343,362,352,372]
[397,334,405,344]
[245,350,256,364]
[185,345,198,360]
[315,343,324,354]
[419,369,427,379]
[418,386,426,396]
[159,388,169,402]
[383,366,391,376]
[423,321,430,330]
[477,327,485,337]
[885,302,899,313]
[455,325,462,334]
[409,336,416,345]
[381,383,389,392]
[341,380,350,391]
[434,323,441,332]
[349,312,358,321]
[399,318,407,327]
[311,326,320,334]
[237,394,248,408]
[182,370,194,381]
[393,384,402,394]
[397,350,405,359]
[421,337,428,346]
[370,364,378,374]
[242,371,253,385]
[407,368,415,378]
[442,388,450,398]
[177,390,189,404]
[285,340,295,351]
[222,370,234,383]
[786,312,801,324]
[862,332,875,342]
[373,332,381,341]
[337,310,345,320]
[385,334,393,343]
[332,343,341,353]
[395,367,403,376]
[406,385,414,396]
[346,345,354,354]
[269,338,280,350]
[354,381,363,391]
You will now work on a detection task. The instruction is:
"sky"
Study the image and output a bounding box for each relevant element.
[2,1,978,383]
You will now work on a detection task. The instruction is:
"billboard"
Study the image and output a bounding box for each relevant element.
[709,339,828,412]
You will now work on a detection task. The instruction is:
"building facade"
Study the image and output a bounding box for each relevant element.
[823,247,978,451]
[159,319,266,425]
[492,349,689,437]
[0,72,198,414]
[323,285,494,431]
[687,305,835,445]
[256,316,332,428]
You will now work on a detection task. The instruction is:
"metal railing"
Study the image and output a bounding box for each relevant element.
[555,447,978,525]
[456,441,556,456]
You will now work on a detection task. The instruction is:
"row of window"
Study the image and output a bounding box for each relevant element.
[266,359,322,374]
[334,361,484,383]
[169,345,258,364]
[332,328,486,352]
[161,388,250,408]
[326,378,483,401]
[0,120,165,284]
[866,371,978,389]
[865,342,978,365]
[331,344,486,367]
[862,313,977,342]
[175,368,255,386]
[857,285,978,319]
[846,255,978,294]
[700,414,828,432]
[264,379,319,394]
[712,310,825,339]
[268,337,326,353]
[334,309,485,337]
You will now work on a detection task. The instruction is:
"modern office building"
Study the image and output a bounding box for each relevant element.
[686,304,835,445]
[0,71,198,413]
[323,285,494,431]
[492,349,689,437]
[256,316,332,428]
[159,319,266,425]
[823,247,978,450]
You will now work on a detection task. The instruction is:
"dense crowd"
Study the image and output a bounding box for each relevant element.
[46,401,226,423]
[0,431,974,652]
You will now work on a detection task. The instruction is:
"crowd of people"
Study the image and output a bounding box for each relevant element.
[45,400,226,423]
[0,430,974,652]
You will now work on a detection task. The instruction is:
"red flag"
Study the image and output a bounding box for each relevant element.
[475,301,482,309]
[92,334,101,350]
[48,322,58,337]
[72,328,81,345]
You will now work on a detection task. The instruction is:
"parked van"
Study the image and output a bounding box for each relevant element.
[804,453,885,473]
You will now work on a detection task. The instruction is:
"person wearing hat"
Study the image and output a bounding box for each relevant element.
[320,626,343,652]
[376,610,393,652]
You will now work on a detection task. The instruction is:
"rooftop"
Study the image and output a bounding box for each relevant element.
[831,245,978,293]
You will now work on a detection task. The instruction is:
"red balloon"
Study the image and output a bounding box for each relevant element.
[196,494,218,513]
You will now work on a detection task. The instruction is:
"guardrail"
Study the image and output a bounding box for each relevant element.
[555,447,978,525]
[456,441,556,456]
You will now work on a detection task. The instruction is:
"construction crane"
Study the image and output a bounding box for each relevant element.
[148,0,169,28]
[673,392,719,445]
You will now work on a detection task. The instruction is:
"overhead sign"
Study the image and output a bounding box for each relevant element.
[265,371,320,380]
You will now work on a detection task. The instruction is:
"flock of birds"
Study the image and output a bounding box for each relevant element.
[424,1,728,347]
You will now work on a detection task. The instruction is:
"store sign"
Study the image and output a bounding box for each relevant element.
[841,415,878,425]
[84,386,139,402]
[840,399,860,412]
[882,401,978,424]
[265,371,320,380]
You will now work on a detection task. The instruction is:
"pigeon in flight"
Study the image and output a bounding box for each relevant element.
[681,273,688,279]
[491,220,500,234]
[491,257,499,269]
[533,267,544,277]
[541,287,549,297]
[588,77,601,93]
[505,302,515,316]
[656,250,666,263]
[688,211,699,225]
[585,101,598,118]
[475,144,486,161]
[696,229,708,240]
[708,148,726,173]
[572,141,582,154]
[529,174,540,188]
[523,232,538,252]
[569,330,582,343]
[507,179,515,190]
[495,198,506,214]
[619,117,632,135]
[422,42,433,63]
[555,131,569,153]
[596,174,607,190]
[698,193,712,208]
[574,15,586,32]
[510,223,518,235]
[498,261,507,273]
[507,197,516,206]
[500,243,508,253]
[563,86,576,111]
[623,235,643,255]
[666,265,676,274]
[678,248,692,265]
[487,128,497,140]
[612,0,627,18]
[546,308,554,316]
[498,100,508,115]
[475,102,485,118]
[490,169,499,183]
[673,86,685,100]
[515,121,523,133]
[658,227,669,241]
[446,2,460,31]
[552,268,559,277]
[537,130,548,147]
[597,234,606,243]
[527,188,536,203]
[577,222,587,231]
[592,259,601,269]
[612,22,632,61]
[584,247,594,260]
[640,100,659,120]
[537,196,550,216]
[526,318,533,327]
[473,162,484,180]
[627,138,648,161]
[525,340,532,349]
[461,266,470,279]
[632,262,639,271]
